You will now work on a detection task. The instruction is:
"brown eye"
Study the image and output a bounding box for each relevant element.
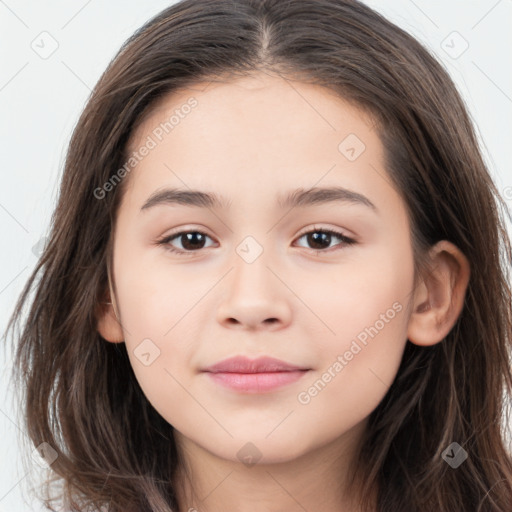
[295,228,356,252]
[158,230,215,256]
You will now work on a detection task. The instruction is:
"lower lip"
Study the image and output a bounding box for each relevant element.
[204,370,309,393]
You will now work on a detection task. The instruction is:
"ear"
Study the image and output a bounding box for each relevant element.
[96,292,124,343]
[407,240,470,346]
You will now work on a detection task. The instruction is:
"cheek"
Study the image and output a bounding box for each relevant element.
[295,248,412,423]
[293,295,409,449]
[119,295,200,429]
[111,258,199,408]
[296,244,412,350]
[114,243,208,339]
[297,247,410,366]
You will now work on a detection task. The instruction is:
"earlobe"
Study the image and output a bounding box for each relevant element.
[96,260,124,343]
[96,299,125,343]
[407,240,470,347]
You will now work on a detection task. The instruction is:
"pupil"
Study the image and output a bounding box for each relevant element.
[308,232,330,250]
[182,232,205,250]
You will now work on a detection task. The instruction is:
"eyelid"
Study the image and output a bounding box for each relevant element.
[296,224,354,240]
[160,224,354,241]
[161,225,214,239]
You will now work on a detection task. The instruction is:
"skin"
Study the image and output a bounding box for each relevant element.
[97,71,470,512]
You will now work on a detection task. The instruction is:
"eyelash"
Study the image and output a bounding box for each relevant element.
[156,226,356,257]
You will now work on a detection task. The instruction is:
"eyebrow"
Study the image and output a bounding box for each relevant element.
[140,186,378,213]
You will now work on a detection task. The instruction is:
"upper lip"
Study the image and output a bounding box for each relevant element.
[202,356,308,374]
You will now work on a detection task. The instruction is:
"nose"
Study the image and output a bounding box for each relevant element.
[216,249,292,331]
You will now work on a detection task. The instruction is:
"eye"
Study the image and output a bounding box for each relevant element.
[157,230,216,257]
[156,226,356,257]
[294,226,356,253]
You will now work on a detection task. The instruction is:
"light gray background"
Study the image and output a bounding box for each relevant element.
[1,1,511,510]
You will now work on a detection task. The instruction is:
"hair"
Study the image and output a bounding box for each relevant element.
[4,0,512,510]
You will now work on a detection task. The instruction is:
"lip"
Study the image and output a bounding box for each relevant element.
[203,355,307,373]
[201,356,310,393]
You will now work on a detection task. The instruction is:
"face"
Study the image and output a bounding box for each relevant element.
[102,72,417,465]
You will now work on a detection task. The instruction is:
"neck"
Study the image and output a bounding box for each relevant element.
[173,421,374,512]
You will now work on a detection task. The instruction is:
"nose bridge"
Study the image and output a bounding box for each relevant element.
[230,233,273,295]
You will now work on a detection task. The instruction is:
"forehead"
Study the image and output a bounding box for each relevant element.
[127,72,378,154]
[120,72,390,213]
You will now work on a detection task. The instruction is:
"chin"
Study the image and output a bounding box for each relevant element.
[200,433,311,466]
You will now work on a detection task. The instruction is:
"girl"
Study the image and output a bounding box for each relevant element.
[5,0,512,511]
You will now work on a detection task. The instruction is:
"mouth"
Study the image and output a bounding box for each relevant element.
[201,355,310,393]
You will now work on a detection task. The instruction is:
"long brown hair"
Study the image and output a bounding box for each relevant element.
[5,0,512,510]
